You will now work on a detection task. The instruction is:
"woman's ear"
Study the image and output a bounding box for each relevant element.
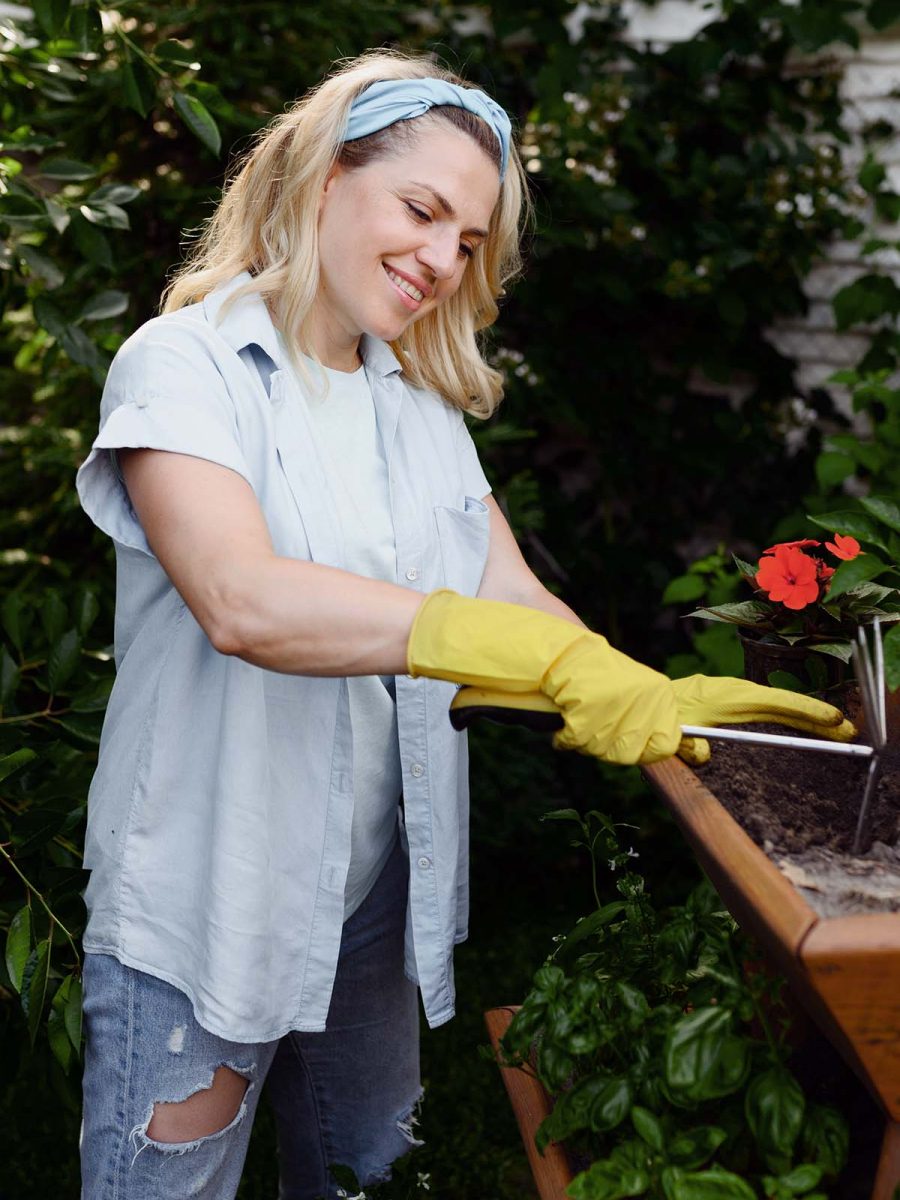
[318,163,344,217]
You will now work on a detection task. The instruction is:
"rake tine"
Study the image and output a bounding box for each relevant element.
[853,628,881,748]
[852,755,883,855]
[872,617,888,747]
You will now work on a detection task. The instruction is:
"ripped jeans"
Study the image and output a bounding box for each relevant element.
[80,834,422,1200]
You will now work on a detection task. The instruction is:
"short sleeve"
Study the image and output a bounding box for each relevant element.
[454,410,492,500]
[75,316,253,556]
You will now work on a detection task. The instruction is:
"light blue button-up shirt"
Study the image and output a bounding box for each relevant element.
[75,272,492,1042]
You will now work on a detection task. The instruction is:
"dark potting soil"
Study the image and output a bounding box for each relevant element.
[693,726,900,917]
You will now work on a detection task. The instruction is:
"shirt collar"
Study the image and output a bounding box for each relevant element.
[203,271,403,379]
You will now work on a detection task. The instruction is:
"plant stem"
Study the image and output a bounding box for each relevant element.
[0,842,81,967]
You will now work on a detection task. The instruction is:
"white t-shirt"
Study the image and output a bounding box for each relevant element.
[283,342,403,921]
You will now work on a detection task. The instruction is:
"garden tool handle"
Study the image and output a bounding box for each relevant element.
[449,690,876,759]
[448,687,565,733]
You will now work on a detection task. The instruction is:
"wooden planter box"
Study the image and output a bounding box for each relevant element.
[484,1005,574,1200]
[642,756,900,1200]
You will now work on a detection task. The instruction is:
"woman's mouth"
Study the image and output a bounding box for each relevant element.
[384,265,425,311]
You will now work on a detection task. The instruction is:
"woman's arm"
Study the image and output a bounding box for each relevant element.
[477,496,586,629]
[119,449,423,676]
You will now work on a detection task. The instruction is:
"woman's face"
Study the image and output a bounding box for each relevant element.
[312,124,501,368]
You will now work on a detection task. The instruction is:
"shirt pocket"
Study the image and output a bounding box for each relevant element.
[433,496,490,597]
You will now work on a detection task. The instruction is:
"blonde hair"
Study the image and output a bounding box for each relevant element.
[160,49,530,417]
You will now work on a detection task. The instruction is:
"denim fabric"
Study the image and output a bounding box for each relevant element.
[80,832,422,1200]
[74,271,491,1039]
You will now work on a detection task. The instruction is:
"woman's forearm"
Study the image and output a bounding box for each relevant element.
[211,554,425,676]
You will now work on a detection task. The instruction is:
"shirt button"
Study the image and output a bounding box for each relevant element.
[410,762,424,778]
[405,567,419,582]
[417,856,432,869]
[135,396,149,409]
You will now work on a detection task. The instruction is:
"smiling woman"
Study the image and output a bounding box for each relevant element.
[72,44,858,1200]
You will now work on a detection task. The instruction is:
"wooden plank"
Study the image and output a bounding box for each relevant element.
[801,916,900,1121]
[484,1006,574,1200]
[642,758,819,966]
[873,1120,900,1200]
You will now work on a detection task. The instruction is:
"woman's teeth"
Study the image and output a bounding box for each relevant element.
[386,267,424,302]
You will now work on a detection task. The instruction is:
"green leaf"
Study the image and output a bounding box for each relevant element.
[33,295,68,339]
[660,1165,756,1200]
[560,902,627,954]
[766,669,806,691]
[663,575,707,604]
[48,976,75,1071]
[800,1103,849,1177]
[33,0,70,38]
[41,589,67,643]
[121,59,157,119]
[173,92,221,155]
[778,1164,823,1192]
[65,973,83,1051]
[59,325,105,372]
[0,748,36,783]
[745,1066,805,1164]
[860,495,900,534]
[807,641,853,664]
[2,591,27,651]
[19,245,64,289]
[5,907,32,993]
[79,202,130,230]
[833,274,900,330]
[73,587,100,636]
[540,807,581,824]
[808,510,890,553]
[631,1106,665,1152]
[153,39,199,69]
[49,712,102,745]
[21,938,51,1047]
[1,646,20,706]
[69,4,103,52]
[668,1126,728,1170]
[79,290,129,321]
[567,1140,650,1200]
[41,157,96,181]
[664,1007,750,1102]
[688,601,771,627]
[826,555,888,601]
[44,197,70,234]
[47,628,82,693]
[815,451,854,489]
[884,623,900,692]
[87,183,142,207]
[70,675,113,712]
[70,212,114,269]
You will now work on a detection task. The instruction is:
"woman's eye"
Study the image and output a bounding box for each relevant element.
[458,243,474,260]
[405,202,430,222]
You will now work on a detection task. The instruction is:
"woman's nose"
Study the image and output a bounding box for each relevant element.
[416,230,459,281]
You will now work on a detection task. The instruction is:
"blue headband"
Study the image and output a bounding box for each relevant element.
[344,78,511,181]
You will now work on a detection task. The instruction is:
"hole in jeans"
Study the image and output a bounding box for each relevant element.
[146,1065,250,1144]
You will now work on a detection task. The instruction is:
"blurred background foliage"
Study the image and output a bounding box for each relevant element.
[2,0,899,1195]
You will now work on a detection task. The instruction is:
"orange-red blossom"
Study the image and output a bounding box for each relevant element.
[825,533,862,560]
[755,544,820,610]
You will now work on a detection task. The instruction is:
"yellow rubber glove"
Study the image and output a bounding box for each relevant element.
[407,590,681,764]
[671,674,856,765]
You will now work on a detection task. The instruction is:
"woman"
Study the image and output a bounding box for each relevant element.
[75,48,853,1200]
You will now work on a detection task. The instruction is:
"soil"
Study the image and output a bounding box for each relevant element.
[693,726,900,918]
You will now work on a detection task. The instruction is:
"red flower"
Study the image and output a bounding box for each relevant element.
[816,562,835,581]
[755,545,820,610]
[762,538,820,555]
[825,533,861,561]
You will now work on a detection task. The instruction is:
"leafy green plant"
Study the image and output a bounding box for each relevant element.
[676,498,900,690]
[498,809,849,1199]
